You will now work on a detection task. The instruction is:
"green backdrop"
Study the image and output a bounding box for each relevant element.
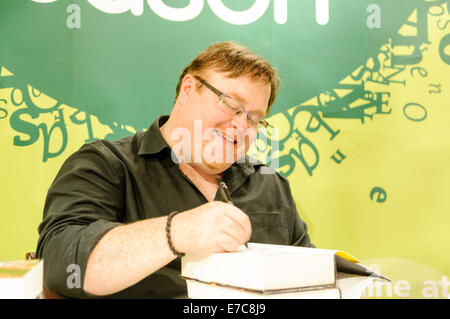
[1,0,449,298]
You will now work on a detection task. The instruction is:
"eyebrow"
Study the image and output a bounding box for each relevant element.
[226,91,247,106]
[230,92,267,117]
[197,75,266,117]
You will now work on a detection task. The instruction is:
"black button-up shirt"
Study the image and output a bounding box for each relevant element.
[36,115,314,298]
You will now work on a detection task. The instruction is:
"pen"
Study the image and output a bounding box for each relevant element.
[216,176,249,249]
[215,176,232,204]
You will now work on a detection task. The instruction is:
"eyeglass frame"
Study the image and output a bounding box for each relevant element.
[193,75,270,130]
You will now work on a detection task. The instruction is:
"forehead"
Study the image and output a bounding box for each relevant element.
[202,70,271,114]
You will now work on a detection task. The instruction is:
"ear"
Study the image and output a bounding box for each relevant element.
[179,74,197,101]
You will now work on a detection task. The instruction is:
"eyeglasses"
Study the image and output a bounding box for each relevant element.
[194,75,270,131]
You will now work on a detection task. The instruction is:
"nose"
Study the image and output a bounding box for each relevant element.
[231,112,249,130]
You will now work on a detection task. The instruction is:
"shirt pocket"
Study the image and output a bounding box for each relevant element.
[246,211,290,245]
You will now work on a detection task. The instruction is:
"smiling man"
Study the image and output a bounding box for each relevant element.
[36,42,314,298]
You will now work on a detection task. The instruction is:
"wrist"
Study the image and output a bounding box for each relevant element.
[166,211,185,258]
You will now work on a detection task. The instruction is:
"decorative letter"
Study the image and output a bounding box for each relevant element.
[315,0,329,25]
[439,33,450,65]
[207,0,270,25]
[88,0,144,16]
[370,187,387,203]
[403,102,427,122]
[366,4,381,29]
[422,280,439,298]
[147,0,203,22]
[330,149,346,164]
[274,0,287,24]
[66,264,81,289]
[66,4,81,29]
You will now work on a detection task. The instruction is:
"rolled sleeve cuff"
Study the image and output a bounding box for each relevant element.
[41,219,122,298]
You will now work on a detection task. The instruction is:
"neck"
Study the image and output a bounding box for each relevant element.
[179,162,220,202]
[159,115,178,149]
[180,162,220,184]
[160,115,221,199]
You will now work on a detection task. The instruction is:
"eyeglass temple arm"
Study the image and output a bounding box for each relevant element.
[194,75,226,99]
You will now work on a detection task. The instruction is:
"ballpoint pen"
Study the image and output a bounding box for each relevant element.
[216,176,249,249]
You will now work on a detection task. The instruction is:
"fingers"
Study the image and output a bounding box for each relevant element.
[207,203,251,253]
[171,201,252,255]
[222,205,252,243]
[218,217,248,248]
[215,232,242,253]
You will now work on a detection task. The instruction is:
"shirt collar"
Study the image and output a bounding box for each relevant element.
[223,157,261,194]
[138,115,171,156]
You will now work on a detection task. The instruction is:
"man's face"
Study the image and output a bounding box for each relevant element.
[174,70,271,174]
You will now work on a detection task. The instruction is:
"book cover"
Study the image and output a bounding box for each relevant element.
[185,278,342,299]
[185,272,377,299]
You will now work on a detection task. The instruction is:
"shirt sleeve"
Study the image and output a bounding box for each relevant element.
[278,174,315,248]
[36,141,125,298]
[290,206,315,248]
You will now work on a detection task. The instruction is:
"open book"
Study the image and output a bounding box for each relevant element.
[181,243,390,298]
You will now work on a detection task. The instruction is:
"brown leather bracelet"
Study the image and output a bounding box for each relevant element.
[166,211,185,258]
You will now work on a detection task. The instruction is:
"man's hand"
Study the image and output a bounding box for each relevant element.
[170,201,252,255]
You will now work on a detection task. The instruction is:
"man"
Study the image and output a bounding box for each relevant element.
[36,42,314,298]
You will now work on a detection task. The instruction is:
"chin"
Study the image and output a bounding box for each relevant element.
[196,159,233,175]
[192,138,250,174]
[202,146,246,168]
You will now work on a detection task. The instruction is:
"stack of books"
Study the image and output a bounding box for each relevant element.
[0,259,43,299]
[181,243,390,299]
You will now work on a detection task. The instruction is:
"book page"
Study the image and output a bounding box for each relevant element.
[239,243,339,257]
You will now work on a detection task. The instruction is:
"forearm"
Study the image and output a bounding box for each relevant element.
[83,216,176,296]
[83,201,252,296]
